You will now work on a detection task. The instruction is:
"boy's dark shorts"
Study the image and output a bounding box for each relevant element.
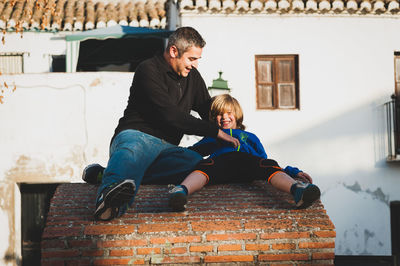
[194,151,284,184]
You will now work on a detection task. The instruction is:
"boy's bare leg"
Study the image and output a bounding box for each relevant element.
[181,171,208,195]
[269,172,297,194]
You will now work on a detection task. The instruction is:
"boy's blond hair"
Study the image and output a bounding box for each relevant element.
[209,94,245,130]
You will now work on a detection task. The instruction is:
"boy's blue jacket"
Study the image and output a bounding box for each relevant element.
[189,128,302,178]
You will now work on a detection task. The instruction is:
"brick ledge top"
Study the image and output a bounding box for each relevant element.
[42,181,335,265]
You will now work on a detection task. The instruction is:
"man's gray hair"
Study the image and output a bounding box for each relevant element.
[166,27,206,57]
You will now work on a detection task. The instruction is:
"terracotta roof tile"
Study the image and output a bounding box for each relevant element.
[0,0,167,32]
[179,0,400,15]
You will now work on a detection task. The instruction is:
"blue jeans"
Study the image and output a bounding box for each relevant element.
[97,129,202,215]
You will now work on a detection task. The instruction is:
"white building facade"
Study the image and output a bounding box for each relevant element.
[179,10,400,256]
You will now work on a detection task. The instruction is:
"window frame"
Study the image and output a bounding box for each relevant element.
[255,54,300,110]
[0,52,24,74]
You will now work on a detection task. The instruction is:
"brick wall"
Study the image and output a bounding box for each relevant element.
[41,181,335,265]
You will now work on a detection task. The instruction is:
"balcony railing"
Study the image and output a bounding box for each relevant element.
[384,96,400,161]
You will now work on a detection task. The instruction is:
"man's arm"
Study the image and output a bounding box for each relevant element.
[217,129,240,148]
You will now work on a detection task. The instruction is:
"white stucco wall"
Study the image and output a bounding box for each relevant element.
[179,14,400,255]
[1,15,400,260]
[0,72,132,264]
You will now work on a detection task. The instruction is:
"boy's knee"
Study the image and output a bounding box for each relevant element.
[260,158,280,168]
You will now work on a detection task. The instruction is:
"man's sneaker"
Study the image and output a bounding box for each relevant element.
[82,163,105,185]
[94,179,136,221]
[168,185,188,212]
[293,182,321,209]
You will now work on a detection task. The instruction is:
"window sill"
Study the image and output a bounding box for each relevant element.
[386,155,400,162]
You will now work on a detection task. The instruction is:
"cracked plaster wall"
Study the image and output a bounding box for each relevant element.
[0,72,132,265]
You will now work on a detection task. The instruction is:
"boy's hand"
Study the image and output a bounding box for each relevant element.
[297,172,313,184]
[217,129,240,148]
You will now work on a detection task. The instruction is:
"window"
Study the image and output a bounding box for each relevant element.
[255,55,299,110]
[0,53,24,74]
[51,55,66,72]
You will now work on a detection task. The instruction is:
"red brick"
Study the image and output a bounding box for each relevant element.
[314,231,336,238]
[218,244,242,251]
[82,250,104,256]
[160,256,201,264]
[206,233,257,241]
[190,245,214,252]
[299,241,335,249]
[312,252,335,260]
[163,247,187,254]
[65,259,92,266]
[42,227,82,238]
[259,253,309,261]
[245,243,270,251]
[68,240,94,248]
[272,243,296,250]
[84,225,135,235]
[261,232,310,239]
[109,249,134,256]
[245,219,293,230]
[133,259,146,265]
[137,247,161,255]
[191,220,241,231]
[41,260,65,266]
[138,223,187,233]
[94,258,131,265]
[150,235,201,244]
[42,250,80,258]
[97,239,147,248]
[41,240,66,249]
[297,219,335,230]
[205,255,254,263]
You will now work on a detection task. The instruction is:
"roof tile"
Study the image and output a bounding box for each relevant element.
[0,0,167,32]
[179,0,400,15]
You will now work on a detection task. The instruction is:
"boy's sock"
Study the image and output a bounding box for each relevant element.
[179,185,189,195]
[290,183,298,195]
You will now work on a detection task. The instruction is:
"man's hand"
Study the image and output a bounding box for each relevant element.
[297,172,313,184]
[217,129,240,148]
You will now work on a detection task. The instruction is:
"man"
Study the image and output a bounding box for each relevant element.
[90,27,239,221]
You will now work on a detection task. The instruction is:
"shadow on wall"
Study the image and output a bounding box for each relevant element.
[266,96,400,177]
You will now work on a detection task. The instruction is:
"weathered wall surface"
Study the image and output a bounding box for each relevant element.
[0,72,132,265]
[179,15,400,255]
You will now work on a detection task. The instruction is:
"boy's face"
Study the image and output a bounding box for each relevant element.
[216,109,237,129]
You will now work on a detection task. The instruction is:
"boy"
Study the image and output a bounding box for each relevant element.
[168,94,320,211]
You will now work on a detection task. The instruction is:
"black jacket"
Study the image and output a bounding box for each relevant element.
[113,54,219,145]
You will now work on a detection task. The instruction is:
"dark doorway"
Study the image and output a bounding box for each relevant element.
[76,38,164,72]
[20,183,59,266]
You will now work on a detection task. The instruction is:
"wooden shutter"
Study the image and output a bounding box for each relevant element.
[276,58,296,108]
[395,56,400,96]
[256,59,274,108]
[0,53,23,74]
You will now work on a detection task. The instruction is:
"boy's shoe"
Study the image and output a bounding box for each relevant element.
[293,182,321,209]
[168,185,188,212]
[94,179,136,221]
[82,163,105,185]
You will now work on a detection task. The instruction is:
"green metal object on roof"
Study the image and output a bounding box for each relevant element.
[66,25,173,42]
[208,71,230,91]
